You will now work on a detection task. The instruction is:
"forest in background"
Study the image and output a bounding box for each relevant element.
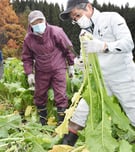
[0,0,135,58]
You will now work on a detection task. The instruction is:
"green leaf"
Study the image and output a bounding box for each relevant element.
[119,140,132,152]
[0,114,21,138]
[105,96,130,130]
[0,127,9,138]
[85,114,118,152]
[32,142,47,152]
[48,89,54,101]
[25,106,32,116]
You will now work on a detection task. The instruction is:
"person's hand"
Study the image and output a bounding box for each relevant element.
[28,74,35,86]
[82,38,106,53]
[74,57,83,65]
[74,57,85,71]
[68,66,74,78]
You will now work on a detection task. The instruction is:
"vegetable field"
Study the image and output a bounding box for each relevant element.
[1,56,135,152]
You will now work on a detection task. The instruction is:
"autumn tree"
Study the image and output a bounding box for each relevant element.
[0,0,26,58]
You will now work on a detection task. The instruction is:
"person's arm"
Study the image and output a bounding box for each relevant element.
[22,39,34,75]
[106,12,134,53]
[22,39,35,86]
[54,27,76,77]
[82,13,134,54]
[54,28,76,65]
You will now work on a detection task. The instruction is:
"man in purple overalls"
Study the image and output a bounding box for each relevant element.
[22,10,75,125]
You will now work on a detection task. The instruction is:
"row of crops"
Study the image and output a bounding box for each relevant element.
[0,57,85,152]
[1,55,135,152]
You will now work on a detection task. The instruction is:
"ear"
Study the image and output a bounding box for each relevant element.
[86,3,93,17]
[86,3,93,11]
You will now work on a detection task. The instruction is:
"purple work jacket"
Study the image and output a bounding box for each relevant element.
[22,24,75,74]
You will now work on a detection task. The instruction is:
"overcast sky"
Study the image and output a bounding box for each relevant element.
[46,0,135,8]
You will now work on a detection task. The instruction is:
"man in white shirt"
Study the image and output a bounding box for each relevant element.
[59,0,135,146]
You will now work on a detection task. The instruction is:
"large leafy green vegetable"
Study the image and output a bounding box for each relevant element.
[79,30,135,152]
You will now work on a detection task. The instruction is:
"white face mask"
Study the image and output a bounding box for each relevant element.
[32,22,46,34]
[77,15,92,29]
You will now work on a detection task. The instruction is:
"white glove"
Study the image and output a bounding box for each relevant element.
[74,57,83,65]
[68,65,74,78]
[74,56,85,71]
[82,38,105,53]
[28,74,35,86]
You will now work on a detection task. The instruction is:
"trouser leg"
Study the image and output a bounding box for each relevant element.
[52,69,68,108]
[52,69,68,124]
[34,71,51,125]
[109,81,135,127]
[34,71,51,106]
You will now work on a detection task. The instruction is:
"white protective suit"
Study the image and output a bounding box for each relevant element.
[70,98,89,127]
[90,9,135,126]
[70,8,135,127]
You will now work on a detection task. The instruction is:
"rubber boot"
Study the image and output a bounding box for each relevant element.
[37,106,47,125]
[61,131,78,146]
[57,107,66,125]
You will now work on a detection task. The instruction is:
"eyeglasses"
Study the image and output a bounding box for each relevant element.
[70,3,87,24]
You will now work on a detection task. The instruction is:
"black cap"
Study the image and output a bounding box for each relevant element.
[59,0,89,21]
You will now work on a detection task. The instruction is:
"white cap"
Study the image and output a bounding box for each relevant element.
[28,10,45,24]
